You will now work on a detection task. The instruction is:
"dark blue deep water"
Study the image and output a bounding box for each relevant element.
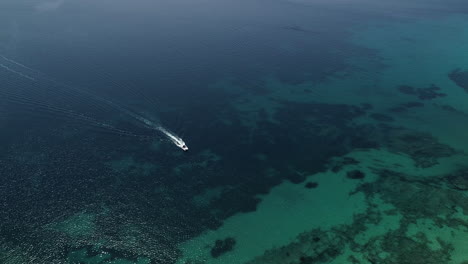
[2,0,468,263]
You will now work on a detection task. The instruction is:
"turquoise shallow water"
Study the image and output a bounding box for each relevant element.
[1,0,468,263]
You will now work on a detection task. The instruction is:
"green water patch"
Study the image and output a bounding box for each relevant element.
[248,150,468,264]
[378,127,458,168]
[177,171,367,264]
[348,169,468,264]
[246,199,404,264]
[178,147,468,264]
[406,217,468,261]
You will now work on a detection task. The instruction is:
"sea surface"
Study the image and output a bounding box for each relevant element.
[1,0,468,263]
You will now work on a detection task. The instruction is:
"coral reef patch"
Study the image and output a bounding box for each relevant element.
[210,237,236,258]
[370,113,394,122]
[305,182,319,189]
[346,170,365,180]
[449,69,468,92]
[388,101,424,113]
[377,128,457,168]
[247,166,468,264]
[397,85,446,100]
[328,157,360,173]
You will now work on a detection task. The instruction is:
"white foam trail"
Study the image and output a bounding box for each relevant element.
[156,126,188,151]
[0,63,35,81]
[0,55,37,72]
[124,113,188,151]
[0,56,188,151]
[79,94,188,151]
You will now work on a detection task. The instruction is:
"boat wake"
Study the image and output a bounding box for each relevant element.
[0,55,188,151]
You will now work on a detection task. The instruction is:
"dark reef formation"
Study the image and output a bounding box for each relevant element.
[246,229,345,264]
[328,157,360,172]
[387,131,457,168]
[346,170,365,180]
[305,182,319,189]
[288,172,307,184]
[370,113,394,122]
[247,167,468,264]
[356,168,468,225]
[401,101,424,108]
[397,84,446,100]
[449,69,468,92]
[370,126,458,168]
[210,237,236,258]
[446,169,468,191]
[360,103,373,111]
[388,101,424,113]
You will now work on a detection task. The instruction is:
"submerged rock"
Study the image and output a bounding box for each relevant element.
[346,170,365,180]
[370,113,394,122]
[246,168,467,264]
[210,237,236,258]
[388,101,424,113]
[388,106,408,113]
[244,229,345,264]
[305,182,318,189]
[449,68,468,92]
[397,84,446,100]
[288,173,306,184]
[360,103,373,111]
[384,130,457,168]
[329,157,360,172]
[398,85,417,95]
[401,101,424,108]
[447,170,468,190]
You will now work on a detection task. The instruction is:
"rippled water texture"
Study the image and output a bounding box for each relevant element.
[1,0,468,263]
